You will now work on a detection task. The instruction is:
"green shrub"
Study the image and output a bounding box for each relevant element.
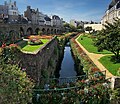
[28,39,43,45]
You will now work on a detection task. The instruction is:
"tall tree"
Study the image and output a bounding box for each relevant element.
[95,19,120,60]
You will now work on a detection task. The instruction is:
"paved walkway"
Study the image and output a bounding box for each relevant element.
[75,35,113,79]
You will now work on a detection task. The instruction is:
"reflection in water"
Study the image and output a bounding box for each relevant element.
[59,43,77,78]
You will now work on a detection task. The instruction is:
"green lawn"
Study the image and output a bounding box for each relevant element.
[77,35,112,54]
[21,39,49,52]
[99,55,120,76]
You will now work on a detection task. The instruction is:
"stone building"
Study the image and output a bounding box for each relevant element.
[0,0,19,23]
[101,0,120,25]
[44,15,51,26]
[24,6,40,24]
[0,5,8,22]
[51,15,63,27]
[6,0,19,23]
[38,12,45,25]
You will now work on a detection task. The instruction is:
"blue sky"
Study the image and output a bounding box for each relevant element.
[0,0,111,22]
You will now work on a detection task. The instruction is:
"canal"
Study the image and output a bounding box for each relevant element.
[59,42,77,78]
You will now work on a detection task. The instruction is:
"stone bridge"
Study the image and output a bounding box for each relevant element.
[0,23,62,36]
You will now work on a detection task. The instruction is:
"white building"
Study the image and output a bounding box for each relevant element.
[6,1,19,16]
[5,0,19,23]
[101,0,120,25]
[84,24,102,33]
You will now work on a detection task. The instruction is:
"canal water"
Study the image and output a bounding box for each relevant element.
[59,42,77,78]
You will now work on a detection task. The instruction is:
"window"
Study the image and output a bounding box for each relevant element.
[118,11,120,16]
[11,5,13,9]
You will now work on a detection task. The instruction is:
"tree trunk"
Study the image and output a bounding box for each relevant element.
[116,50,119,60]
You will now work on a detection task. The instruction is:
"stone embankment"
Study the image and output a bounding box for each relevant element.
[19,36,59,83]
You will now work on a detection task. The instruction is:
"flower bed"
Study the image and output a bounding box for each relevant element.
[28,38,43,45]
[70,34,99,75]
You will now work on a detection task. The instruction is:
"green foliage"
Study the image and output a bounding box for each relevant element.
[0,46,21,65]
[85,26,92,33]
[38,31,43,35]
[110,88,120,104]
[77,35,111,54]
[22,39,49,52]
[17,40,28,48]
[63,23,70,28]
[0,46,34,104]
[95,19,120,60]
[28,39,43,45]
[0,63,34,104]
[63,23,77,32]
[69,25,77,32]
[117,68,120,76]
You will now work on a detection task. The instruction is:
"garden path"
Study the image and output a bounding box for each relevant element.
[76,35,113,79]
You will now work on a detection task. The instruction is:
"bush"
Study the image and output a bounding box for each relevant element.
[0,63,34,104]
[29,39,43,45]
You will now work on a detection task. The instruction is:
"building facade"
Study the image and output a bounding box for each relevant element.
[24,6,40,24]
[0,0,19,23]
[51,15,63,27]
[84,24,102,33]
[0,1,63,28]
[101,0,120,25]
[0,4,8,22]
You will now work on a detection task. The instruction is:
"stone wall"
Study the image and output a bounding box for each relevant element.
[19,36,59,83]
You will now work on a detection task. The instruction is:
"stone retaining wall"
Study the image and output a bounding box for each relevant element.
[19,36,59,83]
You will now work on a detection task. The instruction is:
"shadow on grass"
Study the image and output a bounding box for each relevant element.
[110,56,120,64]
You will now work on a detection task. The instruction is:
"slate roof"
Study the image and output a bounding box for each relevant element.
[52,15,60,20]
[44,16,51,21]
[108,0,120,9]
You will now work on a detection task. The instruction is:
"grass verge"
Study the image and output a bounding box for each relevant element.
[21,39,49,52]
[77,35,112,54]
[99,55,120,76]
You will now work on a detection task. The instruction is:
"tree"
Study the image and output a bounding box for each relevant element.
[95,19,120,60]
[85,26,92,34]
[63,23,70,32]
[77,25,84,32]
[69,25,77,32]
[0,63,34,104]
[38,31,43,36]
[0,46,34,104]
[110,88,120,104]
